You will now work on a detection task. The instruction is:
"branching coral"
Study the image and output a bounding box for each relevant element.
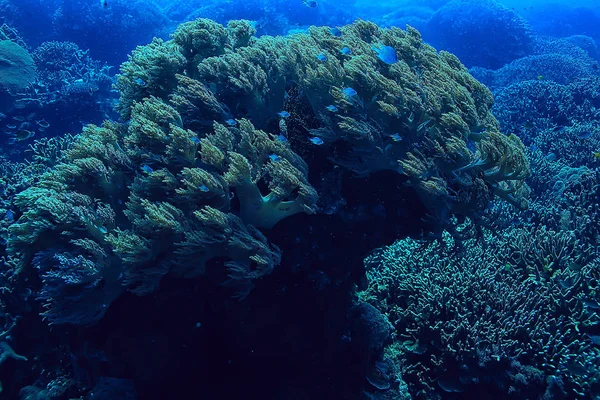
[360,228,600,398]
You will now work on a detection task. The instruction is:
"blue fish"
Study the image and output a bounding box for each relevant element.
[303,0,317,7]
[342,87,357,97]
[546,153,557,162]
[198,185,209,192]
[577,131,593,139]
[317,53,327,62]
[5,209,14,222]
[373,45,398,65]
[278,111,291,118]
[391,133,402,142]
[191,136,201,144]
[276,134,288,143]
[309,137,324,145]
[225,119,237,127]
[582,298,600,309]
[141,164,154,174]
[326,105,338,112]
[589,335,600,345]
[340,47,352,55]
[330,27,342,37]
[134,77,147,86]
[269,154,281,162]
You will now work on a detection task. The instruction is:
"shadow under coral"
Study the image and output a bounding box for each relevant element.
[70,172,428,399]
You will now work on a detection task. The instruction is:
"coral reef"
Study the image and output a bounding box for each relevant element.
[423,0,533,69]
[0,39,35,108]
[361,227,600,398]
[118,19,529,219]
[7,19,529,326]
[1,17,533,400]
[52,0,169,64]
[525,5,600,41]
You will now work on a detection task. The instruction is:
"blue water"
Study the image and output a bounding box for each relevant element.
[1,0,600,398]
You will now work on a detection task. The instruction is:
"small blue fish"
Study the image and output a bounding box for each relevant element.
[198,185,209,192]
[582,298,600,309]
[565,362,588,376]
[317,53,327,62]
[302,0,317,7]
[373,45,398,65]
[98,226,108,234]
[5,209,14,222]
[546,153,557,162]
[309,137,324,145]
[141,164,154,174]
[36,120,50,129]
[276,134,288,143]
[269,154,281,162]
[225,119,237,126]
[251,19,266,30]
[191,136,201,144]
[340,47,352,55]
[330,27,342,37]
[278,111,291,118]
[391,133,402,142]
[134,77,147,86]
[589,335,600,345]
[342,87,357,97]
[577,131,593,139]
[326,105,338,112]
[7,129,35,144]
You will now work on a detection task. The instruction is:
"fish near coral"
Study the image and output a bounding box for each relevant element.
[7,129,35,144]
[372,45,398,64]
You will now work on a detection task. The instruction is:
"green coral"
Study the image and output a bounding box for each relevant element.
[8,18,530,325]
[8,93,315,316]
[0,40,35,109]
[116,19,528,219]
[0,40,35,94]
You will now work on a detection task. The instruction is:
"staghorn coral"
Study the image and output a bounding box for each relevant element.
[532,122,600,169]
[360,227,600,398]
[32,41,84,90]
